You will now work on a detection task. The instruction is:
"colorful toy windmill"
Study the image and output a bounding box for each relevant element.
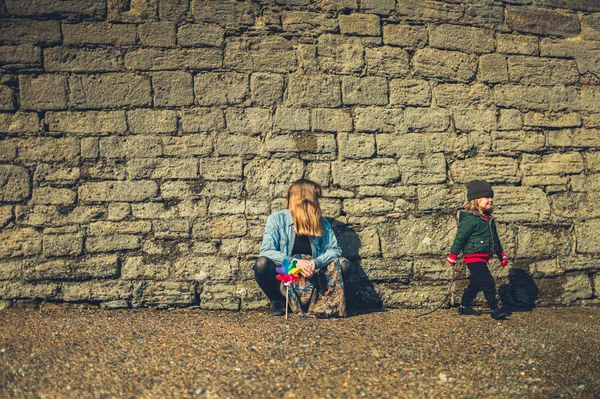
[276,258,302,319]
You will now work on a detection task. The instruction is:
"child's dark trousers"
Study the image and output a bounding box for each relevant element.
[461,262,499,310]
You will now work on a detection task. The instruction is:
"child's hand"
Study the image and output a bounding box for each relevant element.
[446,253,458,266]
[501,256,509,267]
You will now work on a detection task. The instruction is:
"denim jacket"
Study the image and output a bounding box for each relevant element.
[259,209,342,270]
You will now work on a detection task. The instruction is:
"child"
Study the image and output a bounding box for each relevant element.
[446,180,510,320]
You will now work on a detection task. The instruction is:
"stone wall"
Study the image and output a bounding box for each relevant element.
[1,0,599,310]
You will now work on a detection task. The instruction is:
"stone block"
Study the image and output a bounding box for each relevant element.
[0,260,22,280]
[0,281,59,300]
[266,133,336,159]
[353,107,403,133]
[332,159,399,187]
[44,47,123,72]
[494,85,553,112]
[343,197,393,216]
[404,108,450,132]
[178,23,225,47]
[0,86,15,111]
[0,141,16,162]
[491,131,545,154]
[396,0,463,22]
[194,72,249,106]
[365,46,409,78]
[454,109,497,132]
[179,108,225,133]
[383,24,427,48]
[163,134,213,157]
[389,79,430,107]
[497,34,539,56]
[158,0,189,20]
[450,157,520,184]
[429,24,494,54]
[62,280,131,302]
[417,184,466,211]
[434,83,492,109]
[380,215,457,257]
[339,13,380,36]
[69,73,151,109]
[46,111,127,135]
[107,203,130,221]
[215,134,263,156]
[127,109,178,134]
[506,6,580,38]
[88,221,152,236]
[122,256,169,280]
[305,163,331,187]
[127,158,199,180]
[494,186,551,223]
[100,135,162,159]
[516,226,572,259]
[200,158,244,181]
[0,45,41,70]
[245,158,304,197]
[191,0,255,29]
[316,0,357,12]
[225,37,296,73]
[524,112,581,128]
[79,181,158,202]
[153,219,190,239]
[194,215,248,239]
[0,112,41,134]
[0,19,61,45]
[548,128,600,148]
[0,165,30,202]
[342,76,388,106]
[338,133,375,159]
[463,3,504,25]
[572,174,600,192]
[19,74,67,111]
[153,71,194,107]
[361,0,395,15]
[208,198,246,215]
[107,0,158,23]
[377,132,470,157]
[582,14,600,41]
[86,234,141,253]
[398,153,447,185]
[226,108,272,135]
[541,39,600,77]
[17,205,105,228]
[6,0,106,19]
[31,187,76,206]
[318,34,364,74]
[521,153,583,176]
[551,191,600,219]
[125,48,221,71]
[312,108,352,132]
[586,152,600,172]
[281,11,338,36]
[133,281,195,307]
[286,74,341,108]
[250,73,284,107]
[200,283,240,311]
[0,227,42,258]
[559,274,593,305]
[497,109,523,131]
[478,54,508,83]
[138,22,176,47]
[42,233,83,257]
[173,256,236,281]
[274,108,310,132]
[543,0,600,11]
[412,48,478,83]
[62,22,137,46]
[508,56,579,86]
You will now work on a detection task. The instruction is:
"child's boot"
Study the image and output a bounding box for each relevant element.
[490,306,509,320]
[269,300,285,316]
[458,305,481,316]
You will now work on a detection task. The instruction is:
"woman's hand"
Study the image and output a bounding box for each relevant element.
[296,259,316,278]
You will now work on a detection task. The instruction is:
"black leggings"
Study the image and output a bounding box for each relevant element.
[253,256,350,302]
[461,262,498,310]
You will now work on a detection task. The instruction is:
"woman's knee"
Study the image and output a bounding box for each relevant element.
[340,257,350,280]
[254,256,272,274]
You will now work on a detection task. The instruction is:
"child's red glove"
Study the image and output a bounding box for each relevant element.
[446,253,458,266]
[499,252,509,267]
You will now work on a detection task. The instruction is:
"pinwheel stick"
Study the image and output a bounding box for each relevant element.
[285,286,289,320]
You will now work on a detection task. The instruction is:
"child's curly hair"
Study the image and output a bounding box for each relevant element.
[464,199,479,212]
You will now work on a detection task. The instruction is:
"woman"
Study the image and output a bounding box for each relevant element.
[254,179,350,317]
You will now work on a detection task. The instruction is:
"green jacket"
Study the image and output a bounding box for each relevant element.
[450,211,504,257]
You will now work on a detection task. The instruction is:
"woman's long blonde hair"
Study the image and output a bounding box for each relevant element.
[287,179,323,237]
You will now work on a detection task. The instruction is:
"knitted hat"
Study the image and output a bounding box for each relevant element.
[467,180,494,201]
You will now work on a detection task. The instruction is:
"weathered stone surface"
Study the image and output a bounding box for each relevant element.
[541,39,600,77]
[582,13,600,41]
[559,274,594,305]
[576,219,600,254]
[396,0,463,22]
[342,76,388,106]
[63,22,137,46]
[451,157,520,184]
[413,48,477,82]
[383,24,427,48]
[434,83,492,109]
[497,33,539,56]
[86,235,141,253]
[127,158,199,180]
[404,108,450,132]
[339,13,380,36]
[69,74,151,109]
[6,0,105,19]
[0,86,15,111]
[200,283,240,310]
[125,48,221,71]
[494,85,553,112]
[266,133,336,158]
[543,0,600,12]
[273,108,310,132]
[179,108,225,133]
[506,6,580,38]
[153,71,194,107]
[332,159,400,187]
[18,138,80,162]
[62,280,131,302]
[79,181,158,202]
[338,133,375,159]
[282,11,338,36]
[178,23,224,47]
[454,109,497,132]
[100,135,163,159]
[286,74,341,108]
[200,158,244,181]
[0,165,30,202]
[193,215,248,239]
[507,56,579,86]
[128,109,178,134]
[312,109,353,132]
[163,134,213,157]
[31,187,76,206]
[194,72,248,106]
[417,184,465,211]
[361,0,395,15]
[226,108,272,135]
[389,79,430,107]
[173,256,236,281]
[478,54,508,83]
[377,132,471,157]
[138,22,176,47]
[493,186,551,223]
[521,153,583,176]
[191,0,255,29]
[215,134,263,156]
[365,46,410,78]
[0,281,58,300]
[492,131,545,154]
[318,34,364,74]
[354,107,404,132]
[0,260,22,280]
[107,0,158,23]
[0,45,41,70]
[46,111,127,135]
[516,226,572,259]
[45,47,123,72]
[399,153,446,185]
[0,228,41,258]
[19,74,67,111]
[0,19,61,45]
[42,232,84,257]
[380,215,457,257]
[430,24,494,54]
[250,73,284,107]
[225,37,296,73]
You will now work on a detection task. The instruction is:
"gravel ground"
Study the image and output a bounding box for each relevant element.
[0,305,599,399]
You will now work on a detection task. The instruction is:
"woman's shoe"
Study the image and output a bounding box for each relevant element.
[458,305,481,316]
[490,307,509,320]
